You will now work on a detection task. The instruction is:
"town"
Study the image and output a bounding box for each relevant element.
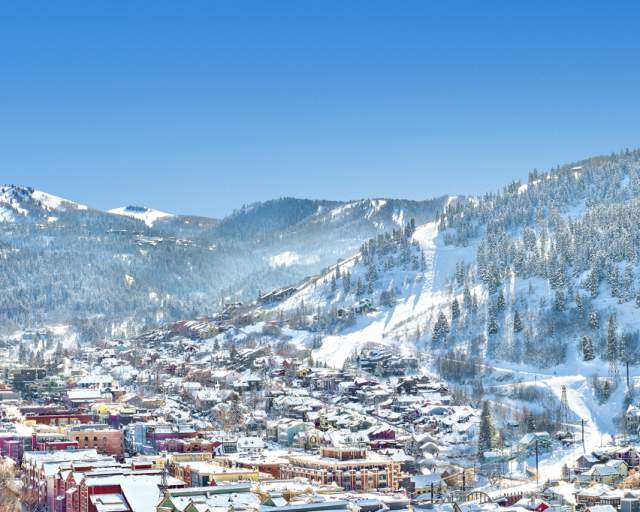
[2,316,640,512]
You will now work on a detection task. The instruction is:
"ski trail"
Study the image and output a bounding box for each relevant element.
[538,376,603,478]
[412,221,437,290]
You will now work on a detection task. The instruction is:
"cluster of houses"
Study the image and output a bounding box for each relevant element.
[0,322,488,512]
[5,319,640,512]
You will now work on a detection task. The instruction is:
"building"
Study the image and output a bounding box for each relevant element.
[21,449,116,511]
[170,456,260,487]
[280,447,400,491]
[67,470,185,512]
[67,425,124,459]
[219,450,290,479]
[157,483,259,512]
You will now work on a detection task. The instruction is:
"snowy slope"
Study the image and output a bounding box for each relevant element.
[248,150,640,440]
[0,185,87,222]
[313,222,477,367]
[108,205,174,227]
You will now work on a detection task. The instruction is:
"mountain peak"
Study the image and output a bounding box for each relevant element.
[108,205,174,227]
[0,184,87,222]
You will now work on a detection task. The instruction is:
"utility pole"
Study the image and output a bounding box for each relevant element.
[627,360,631,389]
[581,419,586,454]
[535,439,539,485]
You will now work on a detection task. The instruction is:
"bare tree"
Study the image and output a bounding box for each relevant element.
[0,458,20,512]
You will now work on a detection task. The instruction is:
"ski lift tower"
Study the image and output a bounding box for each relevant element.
[560,385,569,429]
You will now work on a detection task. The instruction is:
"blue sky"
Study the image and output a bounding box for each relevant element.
[1,1,640,218]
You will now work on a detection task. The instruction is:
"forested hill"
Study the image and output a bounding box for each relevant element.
[0,186,446,339]
[249,149,640,386]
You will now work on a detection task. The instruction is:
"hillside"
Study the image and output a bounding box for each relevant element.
[0,187,446,339]
[238,149,640,438]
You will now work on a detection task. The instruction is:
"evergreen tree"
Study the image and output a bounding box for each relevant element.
[575,293,584,316]
[487,306,498,336]
[588,308,599,330]
[366,263,377,294]
[463,286,472,311]
[478,401,496,458]
[527,413,536,433]
[18,342,26,363]
[513,310,523,333]
[496,289,506,312]
[432,312,450,346]
[554,290,566,312]
[455,261,465,287]
[451,298,460,320]
[342,271,351,294]
[582,335,595,361]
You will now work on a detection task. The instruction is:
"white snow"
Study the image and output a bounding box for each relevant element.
[306,221,478,367]
[32,190,88,210]
[108,205,174,227]
[269,251,301,268]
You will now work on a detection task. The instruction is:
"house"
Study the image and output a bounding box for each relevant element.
[518,432,552,452]
[405,472,446,497]
[157,483,259,512]
[575,484,613,507]
[237,436,267,454]
[586,505,618,512]
[576,454,600,471]
[612,447,640,467]
[578,460,628,484]
[625,405,640,435]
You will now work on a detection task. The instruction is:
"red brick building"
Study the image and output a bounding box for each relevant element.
[67,426,124,459]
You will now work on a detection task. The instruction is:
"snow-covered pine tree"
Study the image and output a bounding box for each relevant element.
[463,286,472,311]
[432,311,450,346]
[451,298,460,320]
[513,309,523,333]
[487,306,498,336]
[496,289,506,312]
[342,271,351,294]
[554,290,566,312]
[582,335,595,361]
[478,401,496,459]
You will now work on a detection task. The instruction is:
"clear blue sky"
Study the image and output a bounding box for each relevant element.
[2,1,639,218]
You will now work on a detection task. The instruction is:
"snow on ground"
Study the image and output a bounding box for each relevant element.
[269,251,301,268]
[109,206,174,227]
[32,189,88,210]
[311,221,478,367]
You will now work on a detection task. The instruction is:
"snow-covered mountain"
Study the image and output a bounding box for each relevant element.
[0,185,87,222]
[108,205,174,227]
[0,186,446,340]
[225,149,640,439]
[7,150,640,440]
